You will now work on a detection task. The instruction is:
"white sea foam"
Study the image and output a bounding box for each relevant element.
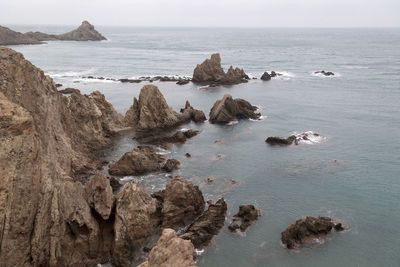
[293,131,327,145]
[156,148,171,155]
[275,71,296,80]
[46,69,96,78]
[194,249,205,256]
[227,120,239,125]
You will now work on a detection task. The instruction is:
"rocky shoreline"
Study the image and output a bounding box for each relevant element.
[0,46,347,266]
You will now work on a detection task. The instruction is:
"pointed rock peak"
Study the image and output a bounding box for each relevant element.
[80,20,94,29]
[210,53,221,63]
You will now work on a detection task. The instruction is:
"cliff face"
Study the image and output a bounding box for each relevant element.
[0,46,122,266]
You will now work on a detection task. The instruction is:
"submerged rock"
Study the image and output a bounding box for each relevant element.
[228,205,261,232]
[180,198,227,249]
[161,177,205,230]
[192,53,249,85]
[108,146,165,176]
[265,136,296,146]
[124,85,206,131]
[281,216,345,249]
[113,181,160,266]
[315,70,334,76]
[209,94,261,124]
[137,228,196,267]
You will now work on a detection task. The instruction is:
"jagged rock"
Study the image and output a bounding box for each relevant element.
[0,47,123,266]
[108,146,165,176]
[180,100,207,123]
[162,177,205,230]
[192,53,249,85]
[209,94,261,124]
[315,70,334,76]
[0,25,43,45]
[260,72,271,81]
[85,172,114,220]
[176,79,190,85]
[281,216,345,249]
[140,129,200,145]
[180,198,227,249]
[137,228,196,267]
[124,85,205,130]
[113,181,160,267]
[59,87,81,94]
[228,205,260,232]
[162,159,181,172]
[109,177,122,193]
[265,136,296,146]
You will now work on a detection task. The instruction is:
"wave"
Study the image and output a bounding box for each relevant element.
[227,120,239,125]
[46,69,96,78]
[293,131,327,145]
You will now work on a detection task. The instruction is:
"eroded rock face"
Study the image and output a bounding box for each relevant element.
[180,198,227,249]
[0,47,122,266]
[137,228,196,267]
[85,172,114,220]
[228,205,260,233]
[281,216,344,249]
[113,181,160,267]
[209,94,261,124]
[0,25,43,45]
[162,177,205,230]
[192,53,249,85]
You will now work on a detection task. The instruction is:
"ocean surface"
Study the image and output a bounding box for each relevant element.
[7,25,400,267]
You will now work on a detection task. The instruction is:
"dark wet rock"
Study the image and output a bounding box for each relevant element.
[176,79,190,85]
[108,146,165,176]
[0,25,43,45]
[260,72,271,81]
[209,94,261,124]
[118,78,142,83]
[315,70,334,76]
[59,88,81,94]
[180,100,207,123]
[109,176,122,193]
[140,129,200,145]
[265,136,296,146]
[185,153,191,158]
[192,53,249,85]
[162,159,180,172]
[180,198,227,249]
[270,71,283,77]
[228,205,260,232]
[161,177,205,230]
[55,83,63,87]
[281,216,344,249]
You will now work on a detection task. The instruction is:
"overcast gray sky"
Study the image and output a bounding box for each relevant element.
[1,0,399,27]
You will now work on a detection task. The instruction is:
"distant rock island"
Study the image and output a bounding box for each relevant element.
[0,21,106,45]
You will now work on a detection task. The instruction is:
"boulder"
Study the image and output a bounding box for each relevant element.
[228,205,260,232]
[265,136,296,146]
[113,181,160,266]
[85,172,114,220]
[161,177,205,230]
[108,146,165,176]
[260,72,271,81]
[192,53,249,85]
[137,228,196,267]
[180,198,227,249]
[209,94,261,124]
[281,216,344,249]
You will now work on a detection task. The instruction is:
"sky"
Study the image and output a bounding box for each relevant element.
[1,0,399,28]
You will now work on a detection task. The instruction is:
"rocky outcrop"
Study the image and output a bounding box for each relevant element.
[85,172,114,220]
[260,72,271,81]
[124,85,205,131]
[209,94,261,124]
[228,205,260,232]
[265,136,296,146]
[162,159,181,172]
[180,100,207,123]
[137,228,196,267]
[192,53,249,85]
[0,25,43,45]
[315,70,334,76]
[108,146,166,176]
[139,129,200,146]
[161,177,205,230]
[0,47,125,266]
[113,181,160,267]
[180,198,227,249]
[281,216,345,249]
[58,87,80,94]
[27,21,106,41]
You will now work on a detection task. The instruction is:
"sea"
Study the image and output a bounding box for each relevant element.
[6,25,400,267]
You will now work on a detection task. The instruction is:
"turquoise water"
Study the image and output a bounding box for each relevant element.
[8,26,400,266]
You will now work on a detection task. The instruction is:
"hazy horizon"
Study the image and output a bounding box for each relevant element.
[1,0,399,28]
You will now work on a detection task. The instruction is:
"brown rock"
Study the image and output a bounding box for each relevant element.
[85,172,114,220]
[180,100,207,123]
[109,176,122,192]
[209,94,261,124]
[281,216,344,249]
[265,135,296,146]
[137,228,196,267]
[162,177,205,230]
[162,159,181,172]
[0,25,43,45]
[180,198,227,249]
[260,72,271,81]
[192,53,248,85]
[113,181,160,267]
[228,205,260,232]
[59,87,81,94]
[55,21,106,41]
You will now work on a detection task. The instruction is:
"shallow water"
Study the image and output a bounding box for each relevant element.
[8,26,400,266]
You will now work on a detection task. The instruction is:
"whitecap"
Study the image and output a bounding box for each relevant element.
[227,120,239,125]
[293,131,327,145]
[46,68,96,78]
[194,249,205,256]
[250,115,267,122]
